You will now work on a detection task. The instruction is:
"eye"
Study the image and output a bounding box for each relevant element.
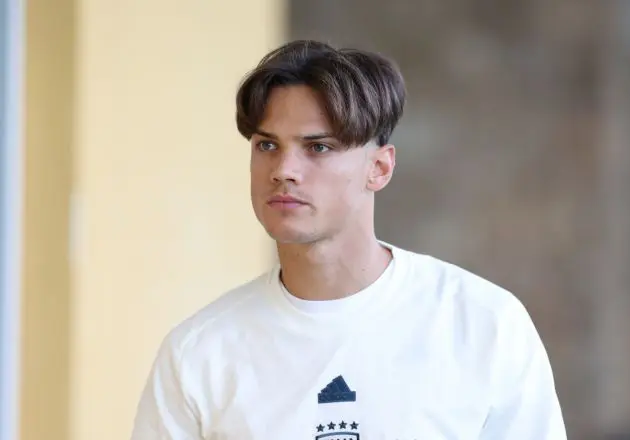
[256,140,277,151]
[310,143,331,153]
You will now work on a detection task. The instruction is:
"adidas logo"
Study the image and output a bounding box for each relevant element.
[318,375,356,404]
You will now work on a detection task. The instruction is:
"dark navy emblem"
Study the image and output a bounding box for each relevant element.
[318,375,356,404]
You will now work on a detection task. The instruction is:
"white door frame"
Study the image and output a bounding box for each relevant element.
[0,0,24,439]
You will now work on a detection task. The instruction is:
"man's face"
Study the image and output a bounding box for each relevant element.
[249,85,391,244]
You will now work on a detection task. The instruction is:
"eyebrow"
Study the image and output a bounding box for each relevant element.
[254,130,335,141]
[301,132,335,141]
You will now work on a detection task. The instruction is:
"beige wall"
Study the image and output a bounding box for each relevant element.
[21,1,74,440]
[21,1,283,439]
[20,0,74,440]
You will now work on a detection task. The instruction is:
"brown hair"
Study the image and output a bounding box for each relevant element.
[235,40,406,147]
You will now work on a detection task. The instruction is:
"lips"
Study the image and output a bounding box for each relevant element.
[267,194,308,208]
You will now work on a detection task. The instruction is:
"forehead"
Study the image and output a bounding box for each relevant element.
[259,85,333,135]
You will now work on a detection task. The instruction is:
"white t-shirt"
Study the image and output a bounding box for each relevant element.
[131,243,566,439]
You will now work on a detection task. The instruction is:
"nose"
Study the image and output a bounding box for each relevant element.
[271,149,303,184]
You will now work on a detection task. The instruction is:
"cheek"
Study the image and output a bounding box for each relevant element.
[250,161,269,188]
[322,173,365,210]
[250,174,267,210]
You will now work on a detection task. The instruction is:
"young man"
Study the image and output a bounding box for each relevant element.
[131,40,566,439]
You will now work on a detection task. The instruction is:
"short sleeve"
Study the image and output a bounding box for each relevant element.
[479,300,567,439]
[130,333,202,440]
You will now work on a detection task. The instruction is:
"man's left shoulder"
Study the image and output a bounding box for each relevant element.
[400,247,532,325]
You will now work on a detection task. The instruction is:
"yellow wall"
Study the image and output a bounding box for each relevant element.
[21,1,283,439]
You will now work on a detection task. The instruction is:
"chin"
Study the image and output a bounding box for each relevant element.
[264,223,319,245]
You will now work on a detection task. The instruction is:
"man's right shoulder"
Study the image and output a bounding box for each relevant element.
[158,270,273,356]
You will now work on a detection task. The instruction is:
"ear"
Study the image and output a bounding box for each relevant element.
[367,144,395,192]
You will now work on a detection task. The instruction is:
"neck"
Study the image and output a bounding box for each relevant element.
[277,230,392,301]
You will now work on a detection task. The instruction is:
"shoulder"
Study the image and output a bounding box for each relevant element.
[157,270,274,360]
[393,244,537,342]
[396,245,522,311]
[395,245,549,391]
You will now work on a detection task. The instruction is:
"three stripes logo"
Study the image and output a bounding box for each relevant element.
[318,375,356,404]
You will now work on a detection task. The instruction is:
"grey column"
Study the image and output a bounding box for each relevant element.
[0,1,24,440]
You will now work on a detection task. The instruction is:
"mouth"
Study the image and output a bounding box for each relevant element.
[267,194,309,209]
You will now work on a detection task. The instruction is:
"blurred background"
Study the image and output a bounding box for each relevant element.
[1,0,628,439]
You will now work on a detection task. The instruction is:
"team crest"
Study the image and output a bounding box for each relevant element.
[314,421,360,439]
